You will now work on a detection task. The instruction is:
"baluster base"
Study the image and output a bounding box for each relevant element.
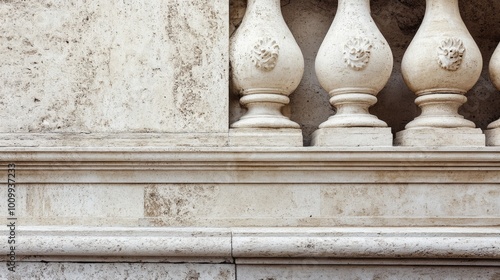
[231,90,300,129]
[311,127,393,147]
[405,94,477,129]
[395,128,485,147]
[229,128,303,147]
[319,92,387,128]
[485,127,500,146]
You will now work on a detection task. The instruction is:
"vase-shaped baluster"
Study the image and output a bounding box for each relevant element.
[396,0,484,146]
[312,0,393,146]
[229,0,304,146]
[485,43,500,145]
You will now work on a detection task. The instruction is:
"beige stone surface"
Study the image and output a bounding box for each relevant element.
[395,127,485,146]
[0,184,143,226]
[143,184,321,227]
[1,263,235,280]
[237,265,500,280]
[0,133,229,147]
[229,128,303,146]
[1,147,500,227]
[311,127,392,146]
[320,184,500,222]
[1,226,499,261]
[486,128,500,146]
[0,0,228,134]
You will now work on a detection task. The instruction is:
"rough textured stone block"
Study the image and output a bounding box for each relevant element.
[1,263,235,280]
[237,265,500,280]
[0,0,228,134]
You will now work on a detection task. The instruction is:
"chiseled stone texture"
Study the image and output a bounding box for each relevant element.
[0,0,228,134]
[237,265,500,280]
[1,263,235,280]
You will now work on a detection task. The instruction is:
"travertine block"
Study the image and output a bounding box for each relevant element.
[1,263,235,280]
[0,0,228,135]
[142,184,320,227]
[0,184,143,226]
[237,265,500,280]
[395,128,485,146]
[311,127,392,147]
[229,128,303,147]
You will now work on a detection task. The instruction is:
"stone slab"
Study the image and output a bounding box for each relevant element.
[237,265,500,280]
[485,128,500,146]
[0,0,228,134]
[1,263,235,280]
[0,133,229,147]
[311,127,393,147]
[0,184,143,226]
[229,128,303,147]
[395,128,485,147]
[138,183,500,227]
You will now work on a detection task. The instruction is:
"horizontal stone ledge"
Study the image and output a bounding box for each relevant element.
[1,148,500,184]
[0,227,499,261]
[233,228,500,259]
[1,147,500,164]
[0,227,232,259]
[0,133,230,148]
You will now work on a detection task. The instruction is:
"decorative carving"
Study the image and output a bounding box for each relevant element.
[343,37,373,70]
[437,38,465,71]
[252,38,280,71]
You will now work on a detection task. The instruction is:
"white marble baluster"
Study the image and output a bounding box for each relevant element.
[396,0,484,147]
[312,0,393,147]
[229,0,304,146]
[485,43,500,145]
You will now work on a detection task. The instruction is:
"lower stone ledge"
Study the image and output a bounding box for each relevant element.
[1,226,499,262]
[0,133,229,147]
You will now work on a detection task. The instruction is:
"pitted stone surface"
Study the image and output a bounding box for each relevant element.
[0,0,228,134]
[1,263,235,280]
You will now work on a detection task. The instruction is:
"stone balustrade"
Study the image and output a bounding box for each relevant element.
[1,1,500,278]
[230,0,500,148]
[0,1,498,149]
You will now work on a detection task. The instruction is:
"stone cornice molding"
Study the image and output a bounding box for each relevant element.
[1,147,500,184]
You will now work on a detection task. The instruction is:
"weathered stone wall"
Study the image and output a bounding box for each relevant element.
[0,0,228,134]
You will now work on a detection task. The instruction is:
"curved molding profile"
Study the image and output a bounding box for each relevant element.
[0,227,499,263]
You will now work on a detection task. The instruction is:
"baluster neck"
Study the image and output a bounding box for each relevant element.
[337,0,371,16]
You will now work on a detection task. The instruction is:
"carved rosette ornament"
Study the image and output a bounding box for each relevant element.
[397,0,484,146]
[252,38,280,71]
[314,0,393,130]
[437,38,465,71]
[229,0,304,129]
[343,37,373,71]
